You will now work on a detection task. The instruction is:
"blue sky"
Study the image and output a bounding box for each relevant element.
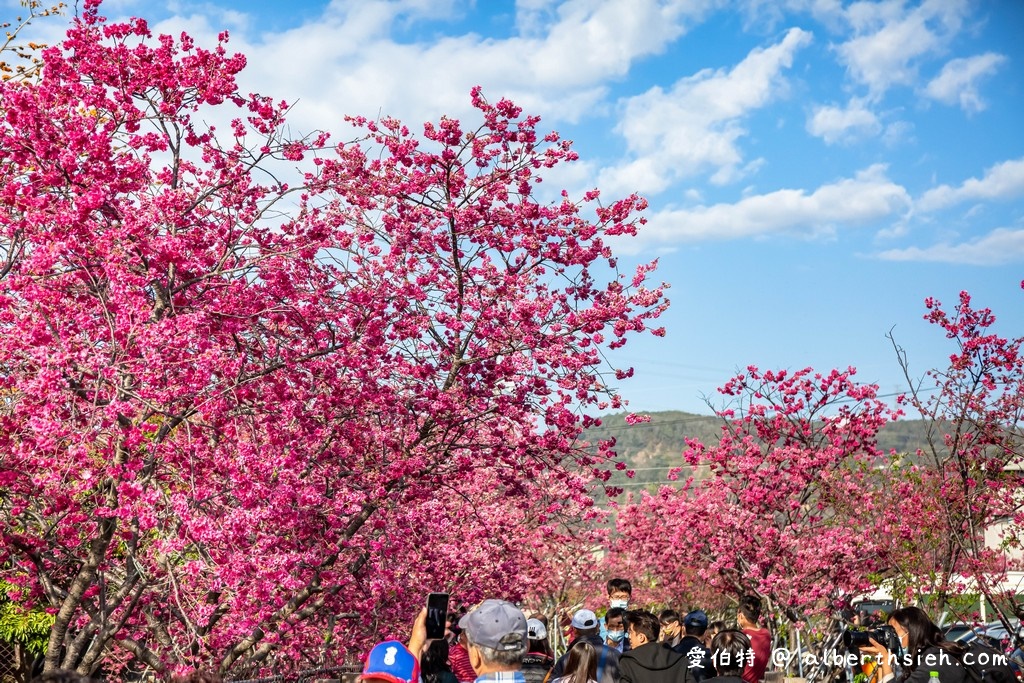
[15,0,1024,415]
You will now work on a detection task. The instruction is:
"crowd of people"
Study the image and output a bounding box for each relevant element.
[363,578,1022,683]
[363,579,773,683]
[31,577,1023,682]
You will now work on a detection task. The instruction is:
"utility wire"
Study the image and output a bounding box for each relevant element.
[582,388,934,433]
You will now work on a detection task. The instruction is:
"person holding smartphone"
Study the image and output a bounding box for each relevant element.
[422,639,459,683]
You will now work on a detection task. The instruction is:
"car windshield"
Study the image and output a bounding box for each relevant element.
[945,625,974,639]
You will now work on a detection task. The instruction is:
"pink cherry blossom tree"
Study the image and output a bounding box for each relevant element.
[886,289,1024,625]
[609,366,900,636]
[0,2,667,677]
[607,287,1024,643]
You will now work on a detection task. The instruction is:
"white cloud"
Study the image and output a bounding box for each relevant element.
[875,228,1024,265]
[834,0,971,98]
[515,0,562,35]
[790,0,847,29]
[711,157,766,186]
[526,0,717,85]
[598,27,813,196]
[211,0,718,136]
[917,158,1024,212]
[630,164,911,247]
[924,52,1007,113]
[806,98,881,144]
[881,120,914,148]
[74,0,708,144]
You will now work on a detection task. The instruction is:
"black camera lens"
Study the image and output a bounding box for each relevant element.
[843,625,901,653]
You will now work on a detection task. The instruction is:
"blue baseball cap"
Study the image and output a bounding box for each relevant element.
[361,640,420,683]
[684,610,709,629]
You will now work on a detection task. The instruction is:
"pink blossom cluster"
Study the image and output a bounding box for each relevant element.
[606,289,1024,635]
[0,3,666,677]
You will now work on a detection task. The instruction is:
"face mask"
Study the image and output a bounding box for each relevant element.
[607,630,625,643]
[610,599,628,610]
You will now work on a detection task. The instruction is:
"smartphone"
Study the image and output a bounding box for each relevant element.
[426,592,450,640]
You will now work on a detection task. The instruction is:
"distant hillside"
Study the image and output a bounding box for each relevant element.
[582,410,936,497]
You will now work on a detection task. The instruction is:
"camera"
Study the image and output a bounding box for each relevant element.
[843,625,901,653]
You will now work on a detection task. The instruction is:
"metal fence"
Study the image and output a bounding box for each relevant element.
[0,641,360,683]
[1,638,36,683]
[0,638,14,683]
[226,663,361,683]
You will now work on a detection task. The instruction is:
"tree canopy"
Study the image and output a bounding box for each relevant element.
[0,3,667,677]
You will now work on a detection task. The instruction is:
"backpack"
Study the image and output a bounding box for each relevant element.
[960,641,1017,683]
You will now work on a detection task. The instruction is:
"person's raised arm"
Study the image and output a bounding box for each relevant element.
[409,608,428,661]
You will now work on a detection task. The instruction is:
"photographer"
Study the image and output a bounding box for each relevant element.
[859,607,968,683]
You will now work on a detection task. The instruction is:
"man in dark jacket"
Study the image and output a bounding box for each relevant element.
[619,610,694,683]
[550,609,621,683]
[673,610,714,683]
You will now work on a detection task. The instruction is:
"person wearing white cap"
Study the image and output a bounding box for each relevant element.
[458,599,530,683]
[522,618,554,683]
[549,609,621,683]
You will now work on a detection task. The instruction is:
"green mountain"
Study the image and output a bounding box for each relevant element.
[582,410,936,496]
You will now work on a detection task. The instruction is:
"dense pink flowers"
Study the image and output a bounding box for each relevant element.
[606,290,1024,637]
[610,367,900,621]
[0,4,666,678]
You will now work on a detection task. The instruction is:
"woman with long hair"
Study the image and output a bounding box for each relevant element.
[862,606,969,683]
[552,640,599,683]
[421,638,458,683]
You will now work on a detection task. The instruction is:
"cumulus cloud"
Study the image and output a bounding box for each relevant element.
[631,164,911,247]
[881,120,914,148]
[806,98,881,144]
[875,228,1024,265]
[924,52,1007,113]
[515,0,564,35]
[917,158,1024,212]
[525,0,717,85]
[834,0,971,98]
[598,27,813,196]
[144,0,718,137]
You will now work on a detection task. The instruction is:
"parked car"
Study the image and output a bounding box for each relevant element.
[944,622,976,642]
[952,619,1021,651]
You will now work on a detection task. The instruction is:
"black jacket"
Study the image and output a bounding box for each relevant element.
[672,636,714,683]
[900,645,969,683]
[619,642,694,683]
[552,634,621,683]
[522,652,554,683]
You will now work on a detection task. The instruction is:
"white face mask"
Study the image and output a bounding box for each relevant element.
[610,599,629,610]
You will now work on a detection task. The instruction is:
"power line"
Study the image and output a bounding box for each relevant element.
[584,416,718,431]
[596,465,713,472]
[606,356,736,374]
[582,388,936,433]
[603,481,686,488]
